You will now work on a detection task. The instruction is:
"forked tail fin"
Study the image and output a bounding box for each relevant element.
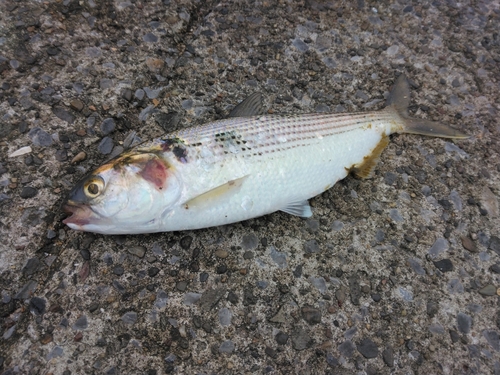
[386,75,469,139]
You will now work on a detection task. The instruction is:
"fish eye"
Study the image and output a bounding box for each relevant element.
[84,176,104,198]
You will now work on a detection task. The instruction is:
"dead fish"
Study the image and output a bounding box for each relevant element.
[63,75,468,234]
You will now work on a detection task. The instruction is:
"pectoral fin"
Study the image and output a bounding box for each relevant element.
[184,176,249,210]
[280,200,313,217]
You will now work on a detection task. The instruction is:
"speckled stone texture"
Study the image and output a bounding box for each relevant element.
[0,0,499,374]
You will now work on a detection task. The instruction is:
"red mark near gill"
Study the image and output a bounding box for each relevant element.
[139,159,168,190]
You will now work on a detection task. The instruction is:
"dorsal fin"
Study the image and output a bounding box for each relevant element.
[350,135,390,179]
[228,93,265,118]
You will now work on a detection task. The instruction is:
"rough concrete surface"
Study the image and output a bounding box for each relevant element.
[0,0,499,374]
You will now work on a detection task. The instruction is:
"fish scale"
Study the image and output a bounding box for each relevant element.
[62,75,468,234]
[165,111,398,163]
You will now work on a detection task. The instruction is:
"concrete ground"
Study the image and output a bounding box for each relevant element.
[0,0,499,374]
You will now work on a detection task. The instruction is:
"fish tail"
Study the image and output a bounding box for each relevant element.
[386,75,469,139]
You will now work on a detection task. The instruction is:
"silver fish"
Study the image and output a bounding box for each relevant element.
[63,75,467,234]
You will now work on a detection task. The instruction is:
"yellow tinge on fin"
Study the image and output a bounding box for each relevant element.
[351,135,390,179]
[183,175,249,210]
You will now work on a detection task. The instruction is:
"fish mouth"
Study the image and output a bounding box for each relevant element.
[62,201,94,228]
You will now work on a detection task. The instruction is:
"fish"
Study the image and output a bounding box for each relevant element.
[62,75,468,234]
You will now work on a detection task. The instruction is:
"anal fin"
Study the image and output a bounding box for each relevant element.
[184,175,248,210]
[280,200,313,218]
[351,135,390,179]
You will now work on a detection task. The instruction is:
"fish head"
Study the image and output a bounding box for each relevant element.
[63,152,182,234]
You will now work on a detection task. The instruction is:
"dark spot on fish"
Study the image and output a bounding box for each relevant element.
[161,137,184,152]
[140,158,168,190]
[172,146,188,163]
[215,131,241,143]
[160,138,188,163]
[161,139,175,152]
